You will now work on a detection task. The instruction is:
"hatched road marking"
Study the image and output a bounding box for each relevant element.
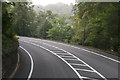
[20,40,107,80]
[34,39,120,64]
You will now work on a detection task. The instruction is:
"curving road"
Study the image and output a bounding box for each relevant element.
[13,36,120,80]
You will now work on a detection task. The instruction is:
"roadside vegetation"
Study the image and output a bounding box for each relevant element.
[2,2,120,77]
[13,2,119,53]
[2,2,19,77]
[71,2,120,53]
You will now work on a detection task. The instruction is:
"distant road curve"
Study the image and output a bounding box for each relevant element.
[13,37,120,80]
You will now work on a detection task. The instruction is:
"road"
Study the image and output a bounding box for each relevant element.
[13,37,120,80]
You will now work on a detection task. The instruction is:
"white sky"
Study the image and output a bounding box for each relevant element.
[32,0,75,6]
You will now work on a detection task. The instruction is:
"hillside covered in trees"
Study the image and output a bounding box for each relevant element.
[71,2,120,53]
[14,2,119,53]
[34,3,74,16]
[2,1,120,78]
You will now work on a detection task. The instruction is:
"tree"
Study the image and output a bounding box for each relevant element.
[47,15,72,42]
[2,2,15,38]
[2,2,19,77]
[13,2,36,36]
[34,10,53,38]
[71,2,120,52]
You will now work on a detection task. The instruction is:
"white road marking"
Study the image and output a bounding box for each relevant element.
[70,63,87,66]
[20,40,107,80]
[64,58,79,61]
[38,42,107,79]
[60,55,75,58]
[80,76,98,80]
[38,41,107,80]
[20,40,83,79]
[55,53,72,56]
[75,68,95,73]
[36,39,120,64]
[19,46,34,80]
[55,53,69,55]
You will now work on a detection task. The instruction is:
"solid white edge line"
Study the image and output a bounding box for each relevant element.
[56,47,107,80]
[20,40,107,80]
[36,39,120,64]
[77,48,120,64]
[19,46,34,80]
[20,40,83,80]
[32,41,107,80]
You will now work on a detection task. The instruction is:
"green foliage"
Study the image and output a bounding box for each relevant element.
[12,2,119,53]
[2,2,19,77]
[14,4,72,42]
[13,2,36,36]
[47,15,72,42]
[34,10,53,38]
[71,2,120,53]
[2,2,15,38]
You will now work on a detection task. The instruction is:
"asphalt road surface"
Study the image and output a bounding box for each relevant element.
[13,37,120,80]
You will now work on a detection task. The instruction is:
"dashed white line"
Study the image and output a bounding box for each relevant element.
[20,46,34,80]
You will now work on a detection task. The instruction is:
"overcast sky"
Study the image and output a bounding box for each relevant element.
[32,0,75,6]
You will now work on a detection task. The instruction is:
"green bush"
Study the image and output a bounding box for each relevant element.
[2,35,19,78]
